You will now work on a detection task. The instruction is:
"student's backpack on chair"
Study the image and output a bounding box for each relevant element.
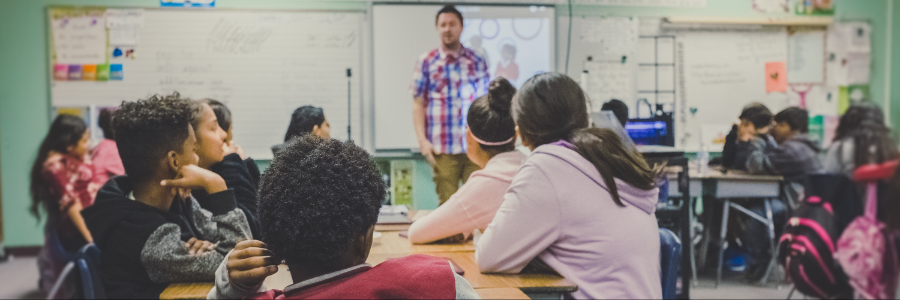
[778,174,856,298]
[834,160,900,299]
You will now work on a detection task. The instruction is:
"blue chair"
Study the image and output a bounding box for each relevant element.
[46,244,105,299]
[659,228,682,300]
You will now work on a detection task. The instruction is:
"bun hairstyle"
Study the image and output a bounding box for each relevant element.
[513,72,660,206]
[467,78,517,155]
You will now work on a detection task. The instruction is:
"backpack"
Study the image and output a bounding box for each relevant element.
[778,194,853,298]
[834,162,900,299]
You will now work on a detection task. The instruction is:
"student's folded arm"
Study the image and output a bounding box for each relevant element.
[211,153,261,238]
[408,177,487,244]
[746,137,776,175]
[140,224,226,283]
[189,194,252,251]
[475,164,560,273]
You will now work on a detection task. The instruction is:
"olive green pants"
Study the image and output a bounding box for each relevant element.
[432,153,481,205]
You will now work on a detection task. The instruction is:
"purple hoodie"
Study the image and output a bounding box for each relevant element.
[475,141,662,299]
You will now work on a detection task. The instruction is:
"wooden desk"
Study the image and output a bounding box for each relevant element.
[367,252,576,293]
[370,231,475,255]
[668,169,783,198]
[162,210,570,299]
[476,288,531,299]
[161,264,542,299]
[160,282,213,300]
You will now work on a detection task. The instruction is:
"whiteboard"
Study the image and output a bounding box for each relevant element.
[50,9,364,159]
[676,28,790,150]
[372,4,555,151]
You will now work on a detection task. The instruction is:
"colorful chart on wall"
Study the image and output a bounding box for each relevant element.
[48,7,364,159]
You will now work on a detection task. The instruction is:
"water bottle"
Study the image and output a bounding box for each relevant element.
[698,145,710,176]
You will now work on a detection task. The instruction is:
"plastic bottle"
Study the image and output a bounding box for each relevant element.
[698,145,710,176]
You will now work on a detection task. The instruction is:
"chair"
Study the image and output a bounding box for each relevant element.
[46,244,105,299]
[659,228,682,300]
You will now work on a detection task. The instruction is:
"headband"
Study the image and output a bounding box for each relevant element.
[467,122,515,146]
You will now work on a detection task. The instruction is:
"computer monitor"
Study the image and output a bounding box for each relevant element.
[626,117,674,146]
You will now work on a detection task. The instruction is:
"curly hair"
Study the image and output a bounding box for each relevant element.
[258,136,385,267]
[113,93,194,182]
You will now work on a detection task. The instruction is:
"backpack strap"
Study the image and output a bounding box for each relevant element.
[865,182,878,219]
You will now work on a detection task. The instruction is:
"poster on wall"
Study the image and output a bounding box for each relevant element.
[795,0,834,15]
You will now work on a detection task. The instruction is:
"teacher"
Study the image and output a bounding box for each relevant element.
[410,4,490,204]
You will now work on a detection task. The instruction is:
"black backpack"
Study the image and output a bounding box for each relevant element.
[778,174,858,298]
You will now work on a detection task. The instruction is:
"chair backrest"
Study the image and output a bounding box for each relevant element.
[46,244,105,299]
[659,228,682,300]
[46,262,76,299]
[77,244,106,299]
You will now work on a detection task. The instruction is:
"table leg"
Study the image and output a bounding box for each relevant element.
[716,199,730,288]
[759,199,779,285]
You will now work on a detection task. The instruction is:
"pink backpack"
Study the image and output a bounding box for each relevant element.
[834,161,900,299]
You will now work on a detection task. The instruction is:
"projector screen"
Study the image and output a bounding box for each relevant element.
[373,4,556,151]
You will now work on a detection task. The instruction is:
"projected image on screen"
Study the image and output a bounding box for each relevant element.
[461,14,551,88]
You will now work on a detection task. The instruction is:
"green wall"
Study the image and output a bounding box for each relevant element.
[0,0,896,247]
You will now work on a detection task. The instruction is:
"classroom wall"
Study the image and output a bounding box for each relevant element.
[0,0,895,247]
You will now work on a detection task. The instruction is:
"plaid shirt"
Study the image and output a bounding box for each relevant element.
[410,47,490,154]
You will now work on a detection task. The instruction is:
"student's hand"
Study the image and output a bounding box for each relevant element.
[227,240,280,288]
[185,237,217,256]
[419,141,438,166]
[757,123,773,135]
[738,122,756,142]
[161,165,227,194]
[223,141,248,160]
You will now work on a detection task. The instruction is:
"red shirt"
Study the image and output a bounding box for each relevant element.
[248,255,457,299]
[43,153,100,212]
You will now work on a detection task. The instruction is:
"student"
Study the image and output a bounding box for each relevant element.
[475,73,662,299]
[824,102,899,177]
[408,78,525,244]
[208,136,479,299]
[600,99,629,127]
[721,103,773,170]
[91,108,125,186]
[81,94,251,299]
[271,105,330,156]
[195,99,262,239]
[745,107,823,207]
[31,114,99,293]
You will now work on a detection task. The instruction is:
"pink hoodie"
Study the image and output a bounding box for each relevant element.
[408,151,526,244]
[475,142,662,299]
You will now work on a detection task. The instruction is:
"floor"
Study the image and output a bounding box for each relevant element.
[0,255,802,300]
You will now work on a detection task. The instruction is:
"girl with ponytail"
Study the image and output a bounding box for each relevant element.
[475,73,663,299]
[408,78,526,244]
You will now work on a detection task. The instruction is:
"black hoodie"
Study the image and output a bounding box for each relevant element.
[82,176,251,299]
[190,153,261,239]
